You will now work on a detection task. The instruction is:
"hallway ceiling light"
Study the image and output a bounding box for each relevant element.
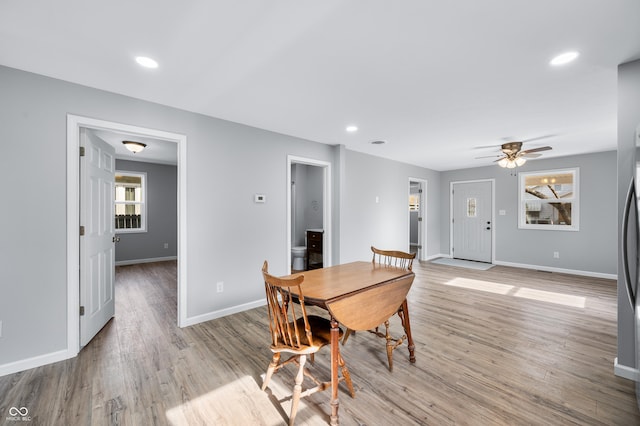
[122,140,147,153]
[346,125,358,133]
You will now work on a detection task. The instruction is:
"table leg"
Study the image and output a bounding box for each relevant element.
[400,299,416,363]
[330,318,340,425]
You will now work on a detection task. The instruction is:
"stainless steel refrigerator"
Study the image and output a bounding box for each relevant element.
[617,59,640,408]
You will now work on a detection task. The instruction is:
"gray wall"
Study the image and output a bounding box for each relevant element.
[114,159,177,263]
[441,150,617,275]
[339,150,441,263]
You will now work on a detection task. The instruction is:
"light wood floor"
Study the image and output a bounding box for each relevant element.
[1,260,639,425]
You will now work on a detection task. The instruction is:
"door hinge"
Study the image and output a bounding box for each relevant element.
[79,146,85,157]
[79,306,85,316]
[80,226,85,236]
[418,189,423,193]
[452,218,455,223]
[418,217,423,222]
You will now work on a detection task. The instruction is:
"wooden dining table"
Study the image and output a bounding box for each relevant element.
[285,261,416,425]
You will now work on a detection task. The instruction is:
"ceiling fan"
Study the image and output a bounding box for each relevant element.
[476,138,552,168]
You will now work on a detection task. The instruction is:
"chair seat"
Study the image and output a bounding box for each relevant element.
[271,315,343,352]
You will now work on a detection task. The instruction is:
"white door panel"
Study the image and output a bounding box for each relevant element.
[80,128,115,347]
[452,181,492,263]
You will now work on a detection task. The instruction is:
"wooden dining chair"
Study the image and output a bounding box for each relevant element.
[342,246,416,372]
[261,261,355,425]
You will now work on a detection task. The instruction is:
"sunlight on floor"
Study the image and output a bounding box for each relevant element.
[513,287,586,308]
[445,277,514,294]
[165,374,325,426]
[444,277,586,308]
[165,375,283,426]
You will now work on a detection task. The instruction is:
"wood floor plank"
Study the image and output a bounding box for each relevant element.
[1,260,639,425]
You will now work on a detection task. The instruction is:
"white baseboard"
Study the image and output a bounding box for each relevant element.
[115,256,177,266]
[493,260,616,280]
[614,357,640,381]
[181,299,266,327]
[0,349,75,378]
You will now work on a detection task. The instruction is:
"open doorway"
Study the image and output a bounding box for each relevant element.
[66,115,187,355]
[409,178,428,261]
[287,156,332,274]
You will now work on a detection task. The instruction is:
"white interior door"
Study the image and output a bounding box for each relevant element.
[452,181,492,263]
[80,128,116,347]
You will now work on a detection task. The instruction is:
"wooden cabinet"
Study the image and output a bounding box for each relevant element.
[306,230,323,270]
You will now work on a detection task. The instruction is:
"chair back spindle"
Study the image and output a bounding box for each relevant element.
[371,246,415,271]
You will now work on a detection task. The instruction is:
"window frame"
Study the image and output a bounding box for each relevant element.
[518,167,579,231]
[115,170,147,233]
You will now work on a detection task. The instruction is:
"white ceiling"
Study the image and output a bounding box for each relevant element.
[2,1,639,170]
[91,129,177,166]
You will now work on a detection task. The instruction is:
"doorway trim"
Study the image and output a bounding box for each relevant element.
[287,155,332,273]
[449,178,495,262]
[408,177,428,261]
[66,114,188,356]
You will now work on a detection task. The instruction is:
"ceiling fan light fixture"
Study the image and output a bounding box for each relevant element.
[498,158,510,168]
[122,141,147,153]
[506,160,517,169]
[515,157,527,166]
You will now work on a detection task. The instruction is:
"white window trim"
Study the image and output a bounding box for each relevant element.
[518,167,579,231]
[115,170,147,233]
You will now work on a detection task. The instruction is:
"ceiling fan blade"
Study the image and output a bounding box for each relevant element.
[520,153,542,158]
[521,134,555,143]
[520,146,552,154]
[472,144,501,150]
[475,154,503,159]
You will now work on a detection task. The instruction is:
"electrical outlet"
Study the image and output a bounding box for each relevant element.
[164,243,169,249]
[553,251,560,259]
[216,282,224,293]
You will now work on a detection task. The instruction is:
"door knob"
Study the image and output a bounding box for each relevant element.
[486,227,491,230]
[112,236,121,243]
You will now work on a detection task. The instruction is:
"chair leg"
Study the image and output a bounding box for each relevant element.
[338,352,356,398]
[342,328,353,345]
[384,320,394,372]
[289,354,306,426]
[262,353,280,390]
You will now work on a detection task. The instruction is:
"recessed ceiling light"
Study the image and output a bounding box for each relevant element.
[135,56,159,69]
[346,125,358,133]
[550,51,579,66]
[371,140,386,145]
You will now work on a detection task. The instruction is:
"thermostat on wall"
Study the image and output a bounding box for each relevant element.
[254,194,266,203]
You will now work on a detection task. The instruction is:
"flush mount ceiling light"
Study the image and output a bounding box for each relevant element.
[346,125,358,133]
[550,51,579,66]
[135,56,159,69]
[122,141,147,153]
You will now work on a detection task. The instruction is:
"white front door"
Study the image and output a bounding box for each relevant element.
[80,128,116,347]
[452,181,492,263]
